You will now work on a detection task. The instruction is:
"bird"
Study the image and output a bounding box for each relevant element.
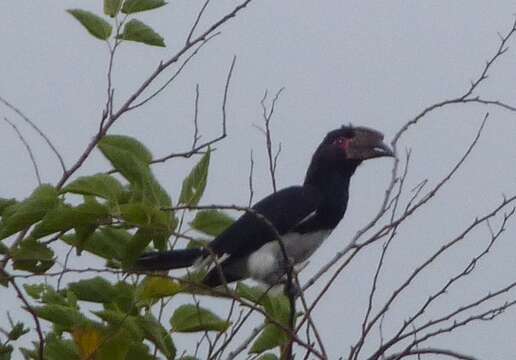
[134,125,394,287]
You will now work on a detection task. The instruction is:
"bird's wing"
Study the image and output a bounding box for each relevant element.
[209,185,321,257]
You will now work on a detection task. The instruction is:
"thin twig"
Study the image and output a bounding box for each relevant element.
[352,116,490,358]
[192,84,201,149]
[3,117,42,185]
[128,32,220,111]
[0,96,66,173]
[8,277,44,360]
[258,87,285,192]
[149,55,236,164]
[384,347,480,360]
[303,19,516,295]
[187,0,212,44]
[248,149,255,206]
[56,1,253,189]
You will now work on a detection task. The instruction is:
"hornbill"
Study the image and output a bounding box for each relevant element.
[135,126,393,287]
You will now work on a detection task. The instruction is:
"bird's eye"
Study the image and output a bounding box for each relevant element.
[333,136,352,150]
[334,137,346,145]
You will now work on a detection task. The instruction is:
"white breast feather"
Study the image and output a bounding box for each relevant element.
[247,230,331,282]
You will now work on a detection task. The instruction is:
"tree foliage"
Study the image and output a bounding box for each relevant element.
[2,1,516,360]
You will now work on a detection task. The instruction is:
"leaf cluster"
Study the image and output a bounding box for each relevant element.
[1,1,292,358]
[68,0,168,47]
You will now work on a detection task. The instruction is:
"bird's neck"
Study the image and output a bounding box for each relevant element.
[303,161,357,227]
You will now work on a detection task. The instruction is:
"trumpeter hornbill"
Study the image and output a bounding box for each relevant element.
[134,126,394,287]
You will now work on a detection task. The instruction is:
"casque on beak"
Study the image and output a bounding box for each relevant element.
[345,127,395,160]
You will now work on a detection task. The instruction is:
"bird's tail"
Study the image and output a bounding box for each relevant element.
[133,248,207,271]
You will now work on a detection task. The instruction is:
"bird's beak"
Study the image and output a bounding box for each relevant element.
[343,127,395,161]
[347,139,394,160]
[370,141,394,159]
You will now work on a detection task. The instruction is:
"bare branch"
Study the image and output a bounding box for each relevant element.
[56,1,253,189]
[187,0,212,44]
[8,277,44,360]
[384,347,480,360]
[248,149,255,206]
[3,117,41,185]
[258,87,285,192]
[0,96,66,173]
[392,19,516,148]
[460,18,516,100]
[367,202,516,359]
[149,55,236,164]
[350,114,490,359]
[358,151,412,350]
[226,324,264,360]
[192,84,201,149]
[128,32,220,111]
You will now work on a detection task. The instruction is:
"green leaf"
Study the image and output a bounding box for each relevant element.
[125,343,154,360]
[0,185,59,240]
[68,277,117,303]
[236,282,268,304]
[137,313,175,359]
[179,149,210,206]
[30,201,110,239]
[98,135,172,208]
[0,242,8,255]
[0,344,13,359]
[98,142,150,187]
[24,283,46,299]
[119,19,165,47]
[122,0,167,14]
[93,310,143,339]
[96,328,131,360]
[263,295,291,326]
[170,304,230,333]
[124,228,154,267]
[42,287,68,306]
[190,210,234,236]
[35,304,90,331]
[258,354,279,360]
[74,224,97,255]
[0,198,16,216]
[112,282,136,313]
[62,227,130,261]
[62,174,124,202]
[249,323,288,354]
[67,9,112,40]
[104,0,123,17]
[23,284,67,305]
[137,276,182,301]
[11,239,54,273]
[119,203,168,230]
[99,135,152,164]
[7,322,29,340]
[68,278,134,314]
[45,333,80,360]
[249,295,291,354]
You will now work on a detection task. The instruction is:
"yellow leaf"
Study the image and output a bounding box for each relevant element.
[73,327,103,360]
[137,276,182,301]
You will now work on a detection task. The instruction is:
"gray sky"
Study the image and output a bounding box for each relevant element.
[1,1,516,359]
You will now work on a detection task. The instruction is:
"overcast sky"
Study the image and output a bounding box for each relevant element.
[2,1,516,359]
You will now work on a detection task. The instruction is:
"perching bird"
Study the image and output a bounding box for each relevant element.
[135,126,393,287]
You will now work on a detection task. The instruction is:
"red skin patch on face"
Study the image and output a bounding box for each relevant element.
[333,137,351,152]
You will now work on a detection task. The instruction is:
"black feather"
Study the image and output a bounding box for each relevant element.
[133,248,207,271]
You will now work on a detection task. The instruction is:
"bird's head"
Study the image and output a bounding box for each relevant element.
[321,125,394,162]
[305,125,394,185]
